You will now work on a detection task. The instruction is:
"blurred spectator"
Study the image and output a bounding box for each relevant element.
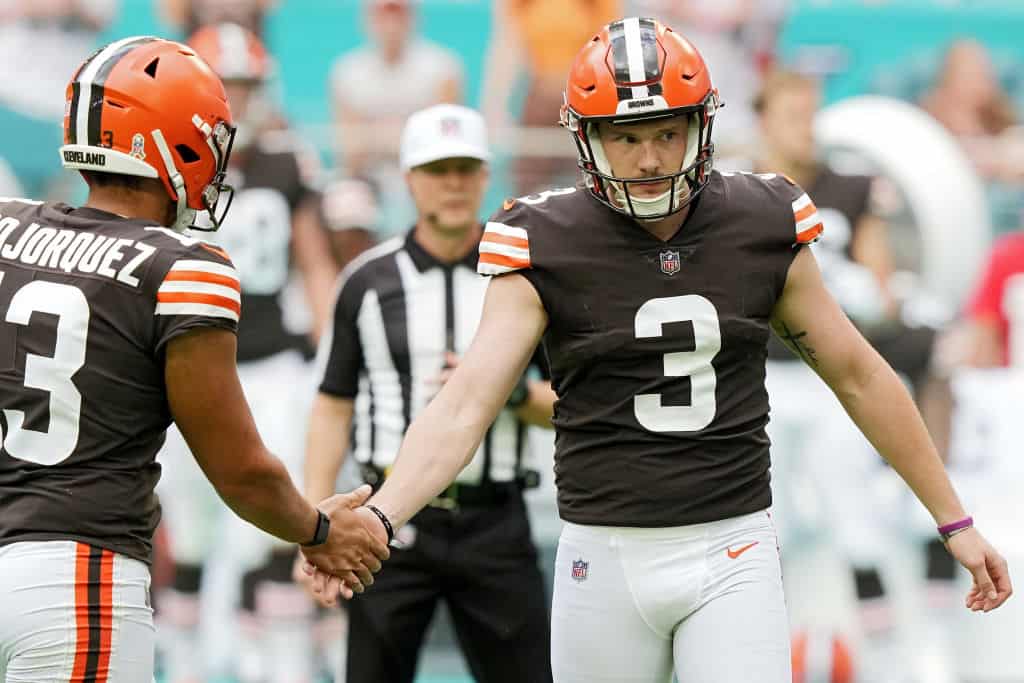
[329,0,463,236]
[319,176,380,269]
[481,0,620,196]
[157,0,275,36]
[919,39,1023,184]
[0,0,116,119]
[754,70,895,324]
[0,0,117,195]
[921,40,1017,138]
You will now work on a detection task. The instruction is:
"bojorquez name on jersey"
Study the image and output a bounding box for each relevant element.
[0,215,156,287]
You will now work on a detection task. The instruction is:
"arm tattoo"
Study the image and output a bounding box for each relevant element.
[778,321,819,366]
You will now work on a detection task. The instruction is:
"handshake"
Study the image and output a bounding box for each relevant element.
[291,485,391,606]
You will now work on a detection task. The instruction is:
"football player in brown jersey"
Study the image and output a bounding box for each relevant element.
[0,36,387,683]
[312,16,1011,683]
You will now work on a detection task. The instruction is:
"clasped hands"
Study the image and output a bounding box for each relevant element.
[293,484,391,606]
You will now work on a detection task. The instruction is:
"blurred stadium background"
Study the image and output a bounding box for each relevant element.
[3,0,1022,681]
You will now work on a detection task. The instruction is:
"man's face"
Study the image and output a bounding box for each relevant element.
[406,157,488,233]
[368,1,412,53]
[760,84,819,166]
[596,115,690,198]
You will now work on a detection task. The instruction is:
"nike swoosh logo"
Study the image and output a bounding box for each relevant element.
[726,541,759,559]
[502,198,516,211]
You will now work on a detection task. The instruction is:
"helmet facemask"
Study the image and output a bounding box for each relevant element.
[198,119,237,231]
[152,117,237,232]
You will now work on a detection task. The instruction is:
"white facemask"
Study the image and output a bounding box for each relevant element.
[585,112,702,218]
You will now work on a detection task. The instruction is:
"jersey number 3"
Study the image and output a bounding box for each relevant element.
[634,295,721,432]
[0,272,88,465]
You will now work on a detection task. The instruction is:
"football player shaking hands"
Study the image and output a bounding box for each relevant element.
[0,35,386,683]
[315,16,1011,683]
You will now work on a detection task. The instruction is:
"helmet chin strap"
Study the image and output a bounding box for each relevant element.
[626,187,679,217]
[586,115,700,219]
[151,128,197,232]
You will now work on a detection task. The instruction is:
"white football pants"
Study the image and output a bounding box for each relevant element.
[0,541,154,683]
[551,510,790,683]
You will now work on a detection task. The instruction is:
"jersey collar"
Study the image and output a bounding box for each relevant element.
[404,227,480,273]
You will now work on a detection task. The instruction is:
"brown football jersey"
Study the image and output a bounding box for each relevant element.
[0,198,240,563]
[479,171,822,527]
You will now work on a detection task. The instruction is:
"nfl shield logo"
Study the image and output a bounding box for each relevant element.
[571,558,589,582]
[660,250,681,275]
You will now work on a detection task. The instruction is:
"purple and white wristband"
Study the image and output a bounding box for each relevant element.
[937,516,973,542]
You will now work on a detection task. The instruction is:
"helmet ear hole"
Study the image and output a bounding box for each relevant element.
[144,58,159,78]
[175,144,200,163]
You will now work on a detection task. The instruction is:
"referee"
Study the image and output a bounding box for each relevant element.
[299,104,555,683]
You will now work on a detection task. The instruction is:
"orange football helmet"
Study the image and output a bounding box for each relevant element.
[560,17,721,219]
[60,36,236,232]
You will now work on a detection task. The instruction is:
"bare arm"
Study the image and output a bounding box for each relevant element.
[166,328,320,542]
[166,328,387,578]
[367,273,547,527]
[772,247,964,524]
[849,214,893,286]
[436,353,555,428]
[849,213,897,316]
[772,248,1010,611]
[304,393,355,504]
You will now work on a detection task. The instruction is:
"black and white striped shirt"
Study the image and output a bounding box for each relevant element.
[317,230,541,484]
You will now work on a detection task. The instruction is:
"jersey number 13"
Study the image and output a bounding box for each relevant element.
[0,271,88,465]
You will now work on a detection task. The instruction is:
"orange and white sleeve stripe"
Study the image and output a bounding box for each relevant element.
[478,221,531,276]
[156,259,241,322]
[792,193,823,244]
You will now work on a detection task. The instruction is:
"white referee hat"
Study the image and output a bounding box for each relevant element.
[399,104,491,172]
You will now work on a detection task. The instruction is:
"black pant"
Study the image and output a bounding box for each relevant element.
[345,495,552,683]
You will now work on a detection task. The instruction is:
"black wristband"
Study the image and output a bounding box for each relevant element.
[364,504,394,544]
[304,509,330,547]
